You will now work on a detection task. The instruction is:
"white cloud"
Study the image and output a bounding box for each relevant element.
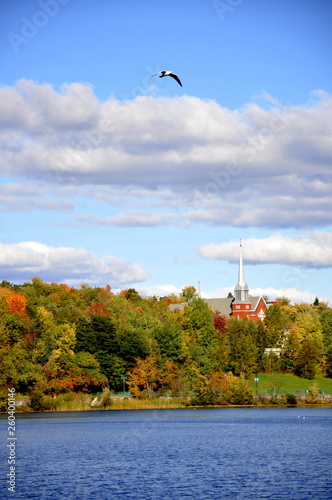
[71,211,176,228]
[136,284,182,298]
[0,80,99,132]
[1,80,332,229]
[198,232,332,267]
[0,241,149,286]
[0,182,74,213]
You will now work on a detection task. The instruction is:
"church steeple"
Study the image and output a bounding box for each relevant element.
[234,240,249,302]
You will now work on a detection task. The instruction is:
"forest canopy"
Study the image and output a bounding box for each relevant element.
[1,278,331,402]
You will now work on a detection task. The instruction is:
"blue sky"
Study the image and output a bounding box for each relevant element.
[1,0,332,304]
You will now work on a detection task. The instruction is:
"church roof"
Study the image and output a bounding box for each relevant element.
[204,297,233,315]
[249,295,268,311]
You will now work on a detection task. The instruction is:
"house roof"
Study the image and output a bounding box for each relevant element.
[169,302,186,312]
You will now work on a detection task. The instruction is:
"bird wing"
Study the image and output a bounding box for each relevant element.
[151,72,162,77]
[170,73,182,87]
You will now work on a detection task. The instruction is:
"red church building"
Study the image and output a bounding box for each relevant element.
[170,243,269,321]
[229,242,268,320]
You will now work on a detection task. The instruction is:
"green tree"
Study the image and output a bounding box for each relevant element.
[182,297,216,348]
[123,288,141,303]
[181,298,219,373]
[75,315,118,386]
[153,322,184,361]
[281,329,301,373]
[75,314,151,389]
[116,328,150,363]
[76,316,117,354]
[317,305,332,377]
[227,318,257,378]
[294,338,322,379]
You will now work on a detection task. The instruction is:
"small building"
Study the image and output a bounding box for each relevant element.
[169,242,269,321]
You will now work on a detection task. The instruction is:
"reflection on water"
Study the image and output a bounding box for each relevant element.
[1,407,332,499]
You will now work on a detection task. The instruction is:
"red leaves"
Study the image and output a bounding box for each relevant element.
[87,302,110,317]
[213,314,228,335]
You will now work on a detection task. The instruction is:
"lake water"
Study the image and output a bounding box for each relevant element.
[1,407,331,499]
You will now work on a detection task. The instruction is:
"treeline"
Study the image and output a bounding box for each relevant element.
[0,278,331,404]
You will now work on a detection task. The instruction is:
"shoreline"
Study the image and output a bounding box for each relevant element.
[3,399,332,415]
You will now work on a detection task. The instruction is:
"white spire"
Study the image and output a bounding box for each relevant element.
[234,239,249,302]
[238,239,246,286]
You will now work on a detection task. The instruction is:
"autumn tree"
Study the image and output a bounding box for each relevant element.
[221,373,253,405]
[43,351,107,393]
[264,302,292,347]
[213,314,228,335]
[181,286,197,301]
[163,360,183,396]
[6,292,28,317]
[127,356,162,398]
[87,302,110,317]
[190,371,253,406]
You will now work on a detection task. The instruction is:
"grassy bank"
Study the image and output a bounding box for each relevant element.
[248,373,332,395]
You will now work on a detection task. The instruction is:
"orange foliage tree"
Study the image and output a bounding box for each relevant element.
[127,356,161,398]
[6,293,28,317]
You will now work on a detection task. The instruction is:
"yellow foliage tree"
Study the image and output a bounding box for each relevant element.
[127,356,161,398]
[163,360,182,396]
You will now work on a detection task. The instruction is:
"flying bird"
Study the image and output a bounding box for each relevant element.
[151,70,182,87]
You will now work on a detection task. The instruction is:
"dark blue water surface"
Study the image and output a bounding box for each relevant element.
[1,407,331,499]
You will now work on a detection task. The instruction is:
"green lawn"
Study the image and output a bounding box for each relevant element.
[248,373,332,395]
